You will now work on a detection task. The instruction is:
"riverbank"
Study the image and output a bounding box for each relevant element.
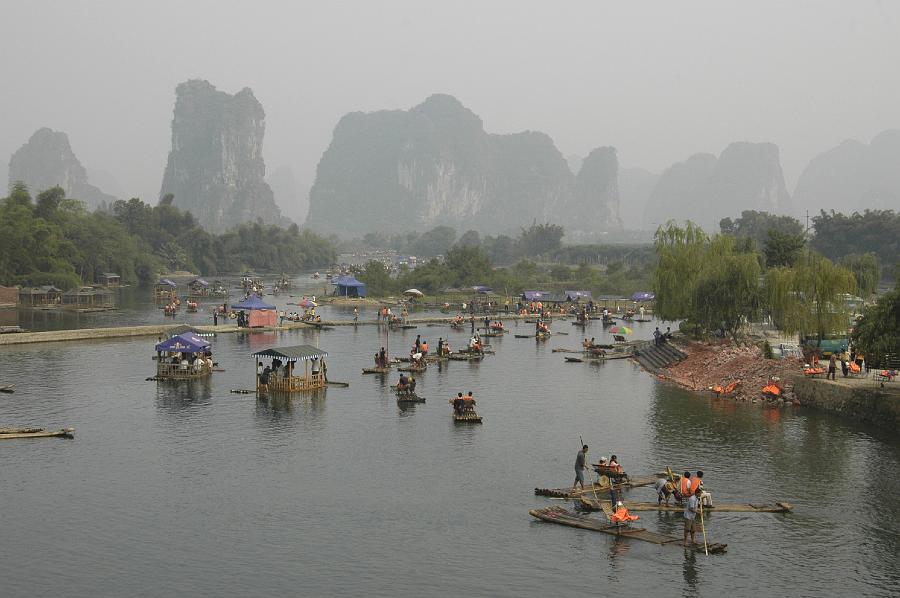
[793,376,900,430]
[655,338,800,403]
[652,338,899,431]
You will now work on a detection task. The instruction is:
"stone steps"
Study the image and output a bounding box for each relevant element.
[633,341,687,373]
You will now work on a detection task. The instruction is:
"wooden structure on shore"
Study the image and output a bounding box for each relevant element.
[62,286,114,310]
[18,285,61,307]
[529,506,727,554]
[99,273,120,288]
[0,426,75,439]
[252,345,328,393]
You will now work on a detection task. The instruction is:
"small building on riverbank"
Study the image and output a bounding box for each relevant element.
[99,273,121,288]
[61,286,114,310]
[18,286,62,307]
[332,276,366,298]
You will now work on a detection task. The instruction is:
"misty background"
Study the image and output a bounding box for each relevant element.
[1,0,898,226]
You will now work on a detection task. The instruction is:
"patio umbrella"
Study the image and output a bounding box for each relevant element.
[608,326,633,335]
[297,297,317,308]
[403,289,424,297]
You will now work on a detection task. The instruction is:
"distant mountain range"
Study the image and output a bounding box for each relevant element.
[6,86,899,237]
[305,94,622,237]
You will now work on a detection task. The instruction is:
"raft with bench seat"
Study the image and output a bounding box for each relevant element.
[578,497,793,513]
[529,506,727,554]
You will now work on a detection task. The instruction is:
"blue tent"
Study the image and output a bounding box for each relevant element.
[631,291,655,302]
[231,294,276,310]
[333,276,366,298]
[155,332,211,353]
[157,278,176,287]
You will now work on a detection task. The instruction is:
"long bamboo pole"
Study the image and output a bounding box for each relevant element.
[699,500,709,556]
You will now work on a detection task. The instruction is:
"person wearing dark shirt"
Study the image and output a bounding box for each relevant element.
[573,445,589,491]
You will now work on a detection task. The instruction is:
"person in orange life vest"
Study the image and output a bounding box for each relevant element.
[421,340,429,356]
[694,470,712,506]
[677,471,692,502]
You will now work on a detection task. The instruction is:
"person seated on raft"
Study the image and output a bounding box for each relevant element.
[408,376,417,393]
[582,338,591,350]
[674,471,692,504]
[462,391,476,412]
[453,392,465,414]
[397,373,409,392]
[608,454,623,474]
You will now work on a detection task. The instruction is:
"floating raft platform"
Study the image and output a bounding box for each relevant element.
[448,353,484,361]
[578,497,793,513]
[0,426,75,440]
[534,475,660,498]
[453,412,482,424]
[362,367,391,374]
[396,393,426,404]
[529,506,727,554]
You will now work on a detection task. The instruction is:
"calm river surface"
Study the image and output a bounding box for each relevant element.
[1,280,898,597]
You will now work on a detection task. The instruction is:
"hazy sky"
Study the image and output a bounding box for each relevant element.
[2,0,898,219]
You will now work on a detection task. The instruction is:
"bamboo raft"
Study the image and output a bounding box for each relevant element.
[448,353,484,361]
[453,412,482,424]
[534,475,660,498]
[0,426,75,439]
[529,506,727,554]
[396,392,426,404]
[362,367,391,374]
[578,497,793,513]
[0,385,14,393]
[397,364,427,373]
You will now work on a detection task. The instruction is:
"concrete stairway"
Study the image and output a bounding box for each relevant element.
[633,341,688,374]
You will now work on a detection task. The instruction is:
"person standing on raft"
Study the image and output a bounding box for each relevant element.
[683,485,703,547]
[573,445,589,491]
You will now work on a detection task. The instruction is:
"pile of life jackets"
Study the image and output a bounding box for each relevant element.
[609,503,639,524]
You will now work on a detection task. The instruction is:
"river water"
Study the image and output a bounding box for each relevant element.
[1,279,898,597]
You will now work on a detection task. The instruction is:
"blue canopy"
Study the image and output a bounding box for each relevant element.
[565,290,593,301]
[522,290,550,301]
[231,294,276,310]
[155,332,211,353]
[157,278,176,287]
[189,278,209,287]
[631,291,655,302]
[333,276,366,298]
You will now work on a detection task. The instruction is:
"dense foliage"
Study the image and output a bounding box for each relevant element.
[654,221,761,337]
[0,184,335,289]
[851,284,900,363]
[811,210,899,279]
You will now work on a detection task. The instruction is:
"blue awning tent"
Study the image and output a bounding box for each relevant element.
[631,291,655,302]
[156,278,176,287]
[522,290,550,301]
[333,276,366,298]
[189,278,209,287]
[155,332,211,353]
[565,290,593,301]
[231,294,276,310]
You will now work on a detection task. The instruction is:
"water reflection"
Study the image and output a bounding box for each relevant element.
[154,378,212,413]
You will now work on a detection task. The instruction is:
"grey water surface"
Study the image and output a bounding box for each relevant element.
[1,293,897,597]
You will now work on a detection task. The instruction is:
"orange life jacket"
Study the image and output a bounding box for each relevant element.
[610,506,639,523]
[680,476,691,496]
[422,343,428,352]
[763,384,781,396]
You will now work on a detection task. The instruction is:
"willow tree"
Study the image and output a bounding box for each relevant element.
[653,220,709,321]
[692,235,762,337]
[653,221,763,337]
[764,252,857,340]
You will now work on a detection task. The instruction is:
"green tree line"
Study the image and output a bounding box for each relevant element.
[0,184,336,289]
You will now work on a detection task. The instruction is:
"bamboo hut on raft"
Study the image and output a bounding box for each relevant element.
[154,279,177,303]
[252,345,328,393]
[154,332,213,379]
